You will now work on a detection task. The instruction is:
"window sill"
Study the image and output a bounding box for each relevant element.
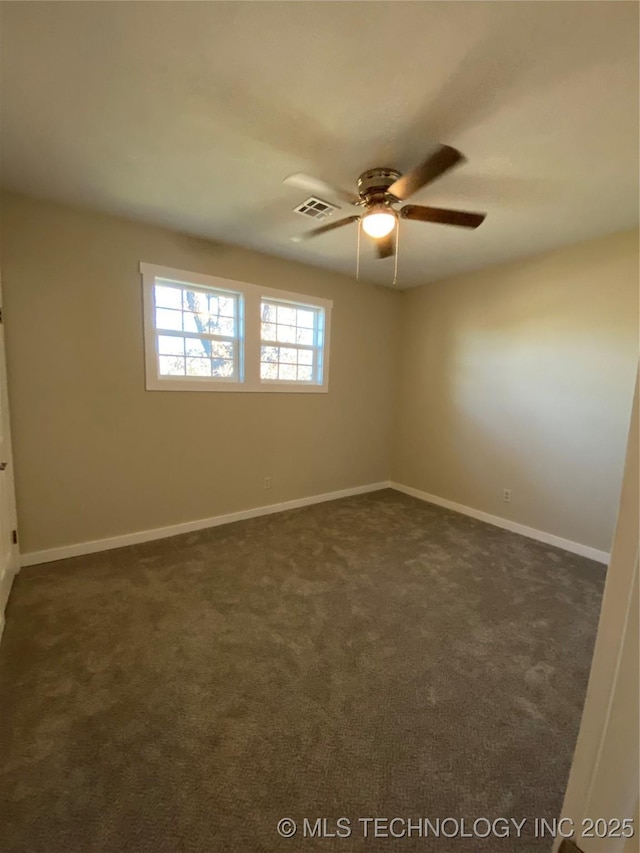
[146,377,329,393]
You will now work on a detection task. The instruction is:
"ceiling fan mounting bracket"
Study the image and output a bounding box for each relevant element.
[357,168,402,203]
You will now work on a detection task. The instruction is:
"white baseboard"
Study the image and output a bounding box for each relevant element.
[20,481,392,568]
[390,482,610,564]
[20,479,609,569]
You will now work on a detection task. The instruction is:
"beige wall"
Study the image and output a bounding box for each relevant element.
[0,192,400,553]
[392,230,639,553]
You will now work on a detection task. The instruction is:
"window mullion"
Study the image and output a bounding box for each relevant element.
[244,290,261,388]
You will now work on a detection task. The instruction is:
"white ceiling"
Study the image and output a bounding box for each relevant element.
[1,1,638,288]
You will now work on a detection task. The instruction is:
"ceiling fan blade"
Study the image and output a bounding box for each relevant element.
[284,173,359,206]
[291,215,361,242]
[387,145,465,201]
[400,204,486,229]
[376,230,396,260]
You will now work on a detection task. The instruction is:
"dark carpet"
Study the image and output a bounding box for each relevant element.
[0,490,605,853]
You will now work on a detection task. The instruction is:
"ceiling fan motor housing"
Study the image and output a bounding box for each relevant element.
[357,168,401,203]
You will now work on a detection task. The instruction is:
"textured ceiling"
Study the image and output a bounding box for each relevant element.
[1,1,638,288]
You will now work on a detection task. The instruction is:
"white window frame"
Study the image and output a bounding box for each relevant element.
[141,262,332,393]
[259,298,326,387]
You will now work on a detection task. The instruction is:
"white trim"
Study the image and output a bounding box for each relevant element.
[389,482,610,564]
[140,262,332,393]
[554,373,639,852]
[0,271,20,644]
[20,482,391,567]
[20,479,610,569]
[0,566,15,644]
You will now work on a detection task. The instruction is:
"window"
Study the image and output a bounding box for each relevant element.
[260,300,325,385]
[154,279,242,382]
[141,263,331,392]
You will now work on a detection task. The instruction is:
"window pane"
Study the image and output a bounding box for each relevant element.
[261,362,277,380]
[277,305,296,325]
[276,325,296,344]
[185,337,209,356]
[296,328,314,345]
[261,302,276,322]
[212,360,234,378]
[183,289,208,314]
[157,335,185,355]
[278,364,297,381]
[159,355,185,376]
[297,365,313,382]
[261,322,276,341]
[261,346,278,363]
[211,295,235,317]
[211,341,234,360]
[298,349,313,365]
[280,347,297,364]
[155,308,183,331]
[210,316,235,337]
[297,309,315,328]
[183,311,209,334]
[186,358,211,377]
[155,285,182,310]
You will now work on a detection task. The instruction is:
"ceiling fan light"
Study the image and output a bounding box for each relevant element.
[362,210,396,238]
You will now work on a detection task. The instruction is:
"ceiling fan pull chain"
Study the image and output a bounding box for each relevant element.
[356,218,362,281]
[392,220,400,287]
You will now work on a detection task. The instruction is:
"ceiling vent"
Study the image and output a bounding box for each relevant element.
[293,196,340,220]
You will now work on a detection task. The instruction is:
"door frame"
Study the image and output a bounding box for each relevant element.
[554,373,639,852]
[0,274,19,642]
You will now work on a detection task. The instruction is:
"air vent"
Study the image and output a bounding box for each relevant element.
[293,196,340,220]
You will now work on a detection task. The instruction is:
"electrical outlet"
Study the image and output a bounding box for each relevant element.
[503,488,512,503]
[263,476,271,490]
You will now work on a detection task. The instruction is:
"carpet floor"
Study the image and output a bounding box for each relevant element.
[0,490,605,852]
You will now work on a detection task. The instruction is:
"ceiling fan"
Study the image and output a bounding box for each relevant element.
[285,144,486,259]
